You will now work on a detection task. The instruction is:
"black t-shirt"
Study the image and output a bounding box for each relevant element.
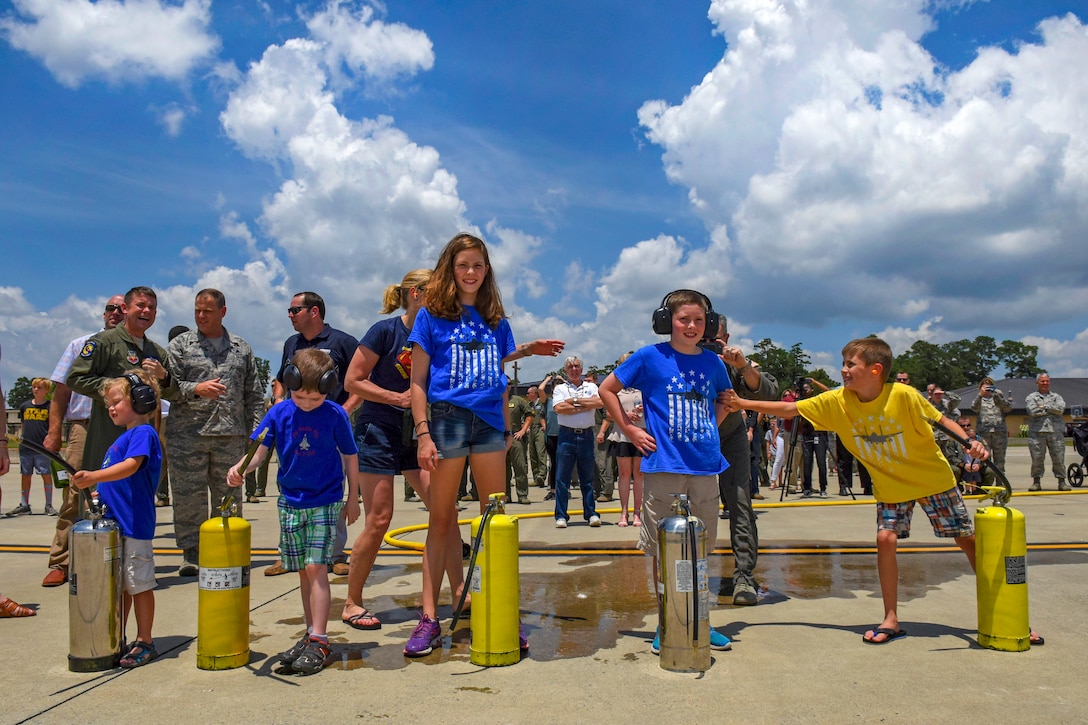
[19,400,50,451]
[277,324,359,406]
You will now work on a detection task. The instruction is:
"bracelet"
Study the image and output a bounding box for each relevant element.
[739,362,753,374]
[414,420,429,431]
[418,431,431,438]
[504,430,513,438]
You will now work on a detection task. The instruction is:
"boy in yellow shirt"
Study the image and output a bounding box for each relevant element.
[722,337,1042,645]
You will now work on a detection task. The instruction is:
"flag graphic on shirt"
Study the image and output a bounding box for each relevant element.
[665,368,717,443]
[447,319,501,390]
[851,416,906,471]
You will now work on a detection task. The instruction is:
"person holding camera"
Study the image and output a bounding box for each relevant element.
[707,318,778,605]
[970,377,1012,473]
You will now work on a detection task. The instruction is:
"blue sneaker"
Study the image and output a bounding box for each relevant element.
[650,628,731,653]
[404,615,442,657]
[710,629,732,651]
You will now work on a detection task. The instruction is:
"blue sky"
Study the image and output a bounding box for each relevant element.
[2,0,1087,389]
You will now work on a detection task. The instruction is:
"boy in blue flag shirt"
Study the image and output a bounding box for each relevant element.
[599,289,734,654]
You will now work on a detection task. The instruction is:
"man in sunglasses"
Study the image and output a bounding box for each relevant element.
[40,295,126,587]
[264,291,362,576]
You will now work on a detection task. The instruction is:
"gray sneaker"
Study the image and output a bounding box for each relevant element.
[1059,480,1072,492]
[178,561,199,577]
[732,580,758,606]
[1028,481,1042,492]
[44,504,59,516]
[4,503,31,517]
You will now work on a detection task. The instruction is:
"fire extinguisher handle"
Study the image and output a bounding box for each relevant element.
[927,418,1012,503]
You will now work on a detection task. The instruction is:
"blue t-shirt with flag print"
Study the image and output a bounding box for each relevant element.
[612,342,731,476]
[408,306,516,434]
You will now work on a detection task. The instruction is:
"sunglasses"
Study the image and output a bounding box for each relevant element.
[104,304,122,313]
[287,305,311,315]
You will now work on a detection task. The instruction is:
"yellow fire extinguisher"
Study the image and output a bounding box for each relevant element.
[932,420,1030,651]
[452,494,520,667]
[197,494,252,669]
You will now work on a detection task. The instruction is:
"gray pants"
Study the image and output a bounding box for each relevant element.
[167,434,247,561]
[506,436,529,500]
[978,429,1009,472]
[1029,432,1065,481]
[718,428,758,588]
[594,440,615,499]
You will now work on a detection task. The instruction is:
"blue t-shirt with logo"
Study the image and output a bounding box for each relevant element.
[255,400,358,509]
[98,424,161,540]
[408,306,516,433]
[612,343,731,476]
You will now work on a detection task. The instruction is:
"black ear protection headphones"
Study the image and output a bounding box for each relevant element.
[282,363,339,396]
[651,289,721,337]
[124,373,158,415]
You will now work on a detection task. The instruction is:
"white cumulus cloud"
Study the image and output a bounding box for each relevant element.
[639,1,1088,337]
[0,0,220,87]
[304,0,434,90]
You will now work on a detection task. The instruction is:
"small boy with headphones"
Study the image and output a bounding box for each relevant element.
[72,369,163,668]
[227,348,361,675]
[599,289,735,655]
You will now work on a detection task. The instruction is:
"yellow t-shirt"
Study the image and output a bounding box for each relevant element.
[796,383,952,504]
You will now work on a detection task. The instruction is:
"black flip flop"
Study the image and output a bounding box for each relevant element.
[863,627,906,645]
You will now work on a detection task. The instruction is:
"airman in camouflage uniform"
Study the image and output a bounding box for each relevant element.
[67,287,178,473]
[526,386,547,488]
[506,384,533,504]
[1025,373,1069,491]
[166,290,264,574]
[970,376,1012,472]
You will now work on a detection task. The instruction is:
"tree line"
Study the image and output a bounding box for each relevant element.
[747,336,1043,392]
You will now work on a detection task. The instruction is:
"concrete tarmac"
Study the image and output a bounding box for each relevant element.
[1,444,1087,724]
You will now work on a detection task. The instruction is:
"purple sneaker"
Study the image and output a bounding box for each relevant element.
[519,623,529,651]
[404,615,442,657]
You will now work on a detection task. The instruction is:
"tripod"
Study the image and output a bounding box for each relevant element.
[778,416,802,502]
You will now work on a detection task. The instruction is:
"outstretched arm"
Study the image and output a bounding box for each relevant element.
[721,389,799,419]
[502,338,565,364]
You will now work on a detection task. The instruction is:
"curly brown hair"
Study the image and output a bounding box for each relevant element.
[424,233,505,328]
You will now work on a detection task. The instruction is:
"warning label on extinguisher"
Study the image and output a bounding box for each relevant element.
[469,565,482,593]
[198,566,251,590]
[1005,556,1026,585]
[674,559,709,594]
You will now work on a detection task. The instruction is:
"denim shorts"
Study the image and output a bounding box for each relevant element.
[20,451,50,476]
[429,401,506,459]
[356,420,419,475]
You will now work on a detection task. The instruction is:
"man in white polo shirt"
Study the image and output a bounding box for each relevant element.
[551,356,603,528]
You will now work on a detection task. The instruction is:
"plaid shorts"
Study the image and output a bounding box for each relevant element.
[278,499,344,571]
[876,487,974,539]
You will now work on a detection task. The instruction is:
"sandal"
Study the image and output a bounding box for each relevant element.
[291,637,331,675]
[632,515,642,527]
[0,596,36,618]
[119,640,157,668]
[342,608,381,630]
[618,514,628,528]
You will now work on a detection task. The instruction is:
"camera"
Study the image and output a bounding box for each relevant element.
[985,386,996,393]
[697,338,724,355]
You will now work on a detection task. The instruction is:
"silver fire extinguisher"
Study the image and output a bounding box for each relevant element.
[657,493,710,672]
[68,493,123,672]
